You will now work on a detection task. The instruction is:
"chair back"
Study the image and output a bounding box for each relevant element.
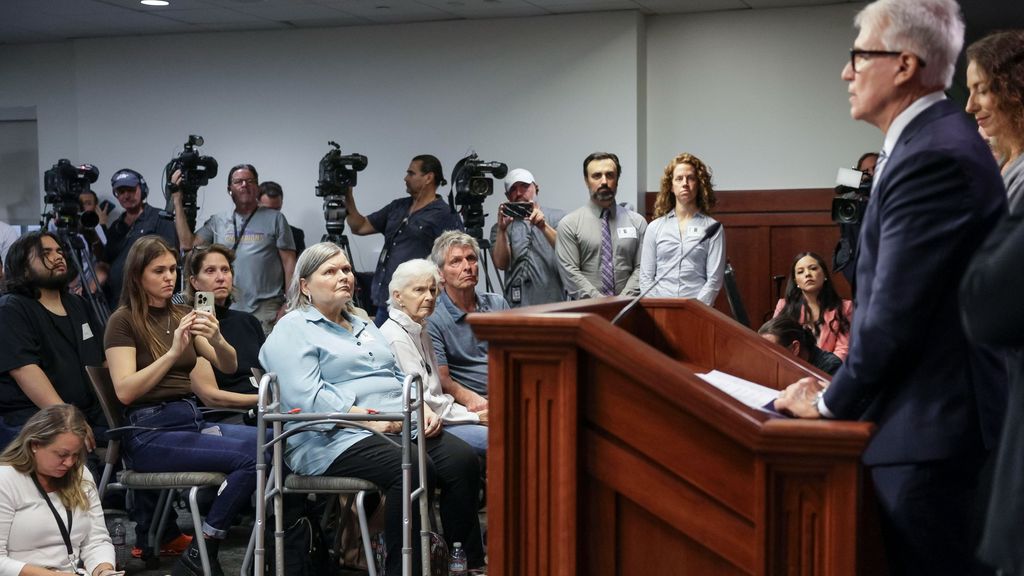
[85,365,127,429]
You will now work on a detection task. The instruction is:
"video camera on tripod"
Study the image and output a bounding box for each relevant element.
[316,141,367,238]
[449,153,508,241]
[41,158,110,322]
[162,134,218,231]
[42,159,101,232]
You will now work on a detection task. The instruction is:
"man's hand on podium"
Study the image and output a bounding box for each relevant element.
[774,376,826,419]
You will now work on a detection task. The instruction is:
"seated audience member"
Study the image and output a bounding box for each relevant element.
[773,252,852,361]
[427,231,510,414]
[258,181,306,256]
[759,316,842,376]
[380,259,488,457]
[639,153,725,305]
[184,244,263,419]
[0,232,105,449]
[104,235,258,576]
[0,404,117,576]
[259,242,484,575]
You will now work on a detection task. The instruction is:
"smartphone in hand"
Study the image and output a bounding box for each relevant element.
[194,291,215,314]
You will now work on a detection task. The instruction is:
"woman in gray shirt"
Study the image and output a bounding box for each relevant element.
[639,153,725,305]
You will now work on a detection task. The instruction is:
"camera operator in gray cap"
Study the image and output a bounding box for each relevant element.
[490,168,566,306]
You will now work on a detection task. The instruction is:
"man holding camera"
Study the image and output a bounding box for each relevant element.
[343,154,464,325]
[104,168,178,306]
[490,168,565,306]
[174,164,296,335]
[556,152,646,299]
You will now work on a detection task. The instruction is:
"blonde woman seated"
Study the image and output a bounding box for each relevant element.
[379,258,488,457]
[0,404,117,576]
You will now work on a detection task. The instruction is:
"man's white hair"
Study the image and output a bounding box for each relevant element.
[856,0,964,89]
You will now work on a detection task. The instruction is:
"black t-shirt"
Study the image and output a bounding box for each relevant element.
[212,306,264,395]
[0,293,105,425]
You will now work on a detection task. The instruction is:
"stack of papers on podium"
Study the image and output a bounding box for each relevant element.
[697,370,780,414]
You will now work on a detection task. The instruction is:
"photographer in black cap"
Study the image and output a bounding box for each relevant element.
[103,168,179,306]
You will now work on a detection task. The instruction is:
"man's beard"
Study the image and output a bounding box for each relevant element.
[31,268,72,290]
[591,187,616,202]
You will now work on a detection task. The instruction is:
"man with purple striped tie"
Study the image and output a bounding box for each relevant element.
[556,152,647,299]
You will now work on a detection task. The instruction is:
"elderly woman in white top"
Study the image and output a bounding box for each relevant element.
[379,258,488,457]
[0,404,116,576]
[639,153,725,305]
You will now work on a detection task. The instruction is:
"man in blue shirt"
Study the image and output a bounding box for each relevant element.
[343,155,463,325]
[427,231,509,415]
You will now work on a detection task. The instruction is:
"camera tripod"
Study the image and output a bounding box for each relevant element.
[54,227,110,324]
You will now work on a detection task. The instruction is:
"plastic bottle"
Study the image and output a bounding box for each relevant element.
[448,541,467,575]
[111,520,128,570]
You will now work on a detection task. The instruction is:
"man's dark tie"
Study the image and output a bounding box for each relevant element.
[600,208,614,296]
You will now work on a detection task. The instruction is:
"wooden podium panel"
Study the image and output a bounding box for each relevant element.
[471,298,877,576]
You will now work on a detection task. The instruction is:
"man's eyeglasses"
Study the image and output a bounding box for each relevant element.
[231,178,256,186]
[849,49,925,73]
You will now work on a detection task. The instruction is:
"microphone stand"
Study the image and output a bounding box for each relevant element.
[610,222,721,326]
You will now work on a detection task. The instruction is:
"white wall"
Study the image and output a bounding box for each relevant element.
[0,4,884,268]
[646,3,880,191]
[46,12,639,271]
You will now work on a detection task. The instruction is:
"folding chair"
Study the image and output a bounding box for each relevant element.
[249,372,432,576]
[86,365,226,576]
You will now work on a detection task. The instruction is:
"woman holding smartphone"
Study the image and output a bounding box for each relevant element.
[183,244,263,415]
[104,235,257,576]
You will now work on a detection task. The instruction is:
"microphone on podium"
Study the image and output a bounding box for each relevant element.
[610,222,722,326]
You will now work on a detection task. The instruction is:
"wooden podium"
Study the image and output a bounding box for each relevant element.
[470,298,879,576]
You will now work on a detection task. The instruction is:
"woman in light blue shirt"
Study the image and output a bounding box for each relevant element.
[639,153,726,305]
[259,242,483,575]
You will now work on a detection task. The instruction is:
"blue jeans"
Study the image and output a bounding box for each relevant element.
[444,423,488,458]
[125,398,260,539]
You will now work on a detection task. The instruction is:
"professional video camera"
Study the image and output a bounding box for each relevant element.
[162,134,218,231]
[449,153,508,240]
[316,141,367,239]
[831,166,871,224]
[40,159,109,322]
[43,159,100,231]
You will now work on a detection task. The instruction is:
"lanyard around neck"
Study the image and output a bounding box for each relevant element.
[232,210,256,252]
[31,474,74,556]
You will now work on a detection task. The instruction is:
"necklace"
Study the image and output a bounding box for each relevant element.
[163,311,172,335]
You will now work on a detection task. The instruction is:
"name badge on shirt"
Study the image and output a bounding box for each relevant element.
[81,323,94,340]
[686,226,702,237]
[617,226,638,239]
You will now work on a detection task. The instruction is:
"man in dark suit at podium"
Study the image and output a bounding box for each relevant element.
[775,0,1007,574]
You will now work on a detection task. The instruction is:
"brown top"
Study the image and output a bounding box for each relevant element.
[104,304,196,404]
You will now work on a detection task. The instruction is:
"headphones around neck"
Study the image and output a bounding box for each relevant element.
[111,168,149,199]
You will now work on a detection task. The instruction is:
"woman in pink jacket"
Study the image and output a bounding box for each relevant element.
[773,252,853,361]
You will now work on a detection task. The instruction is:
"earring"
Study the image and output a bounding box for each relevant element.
[303,292,312,306]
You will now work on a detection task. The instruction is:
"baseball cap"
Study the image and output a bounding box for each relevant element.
[110,169,141,189]
[503,168,535,195]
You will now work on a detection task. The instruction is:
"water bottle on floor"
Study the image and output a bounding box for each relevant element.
[448,541,467,575]
[111,519,128,570]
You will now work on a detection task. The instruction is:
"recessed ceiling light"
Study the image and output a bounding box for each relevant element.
[141,0,170,6]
